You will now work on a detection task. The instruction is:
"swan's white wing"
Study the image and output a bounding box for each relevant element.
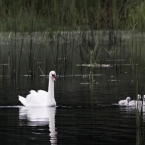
[129,100,136,106]
[25,90,42,106]
[26,90,50,106]
[118,100,127,106]
[129,100,142,107]
[37,90,56,106]
[18,96,26,106]
[37,90,48,97]
[18,92,40,106]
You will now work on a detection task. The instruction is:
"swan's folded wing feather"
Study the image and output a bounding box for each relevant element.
[37,90,48,96]
[18,96,26,106]
[25,90,48,106]
[129,100,135,106]
[29,90,37,94]
[26,91,41,106]
[118,100,126,105]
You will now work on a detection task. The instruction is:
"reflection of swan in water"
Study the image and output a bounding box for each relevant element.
[119,106,138,114]
[19,107,57,144]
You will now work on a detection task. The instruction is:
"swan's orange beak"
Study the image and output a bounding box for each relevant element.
[52,74,56,81]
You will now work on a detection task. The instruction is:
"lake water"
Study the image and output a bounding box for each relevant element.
[0,31,145,144]
[0,68,144,145]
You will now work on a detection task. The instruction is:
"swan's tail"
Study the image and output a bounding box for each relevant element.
[18,95,26,106]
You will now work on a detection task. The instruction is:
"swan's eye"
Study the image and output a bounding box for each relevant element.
[52,74,56,77]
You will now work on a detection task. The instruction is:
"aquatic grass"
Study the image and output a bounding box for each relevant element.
[136,108,142,145]
[129,31,144,100]
[0,30,143,78]
[129,32,144,144]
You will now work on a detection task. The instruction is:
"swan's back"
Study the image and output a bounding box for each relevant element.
[129,94,142,107]
[118,100,127,106]
[118,97,130,106]
[129,100,142,106]
[25,90,56,106]
[25,90,49,106]
[129,100,136,106]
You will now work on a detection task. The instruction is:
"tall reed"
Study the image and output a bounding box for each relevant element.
[0,0,144,31]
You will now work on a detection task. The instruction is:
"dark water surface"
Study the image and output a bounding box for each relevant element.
[0,70,143,145]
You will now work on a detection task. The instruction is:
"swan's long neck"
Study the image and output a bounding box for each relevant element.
[48,78,55,98]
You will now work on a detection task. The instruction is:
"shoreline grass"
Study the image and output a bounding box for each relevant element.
[0,0,144,32]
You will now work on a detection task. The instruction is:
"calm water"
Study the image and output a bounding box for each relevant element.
[0,67,144,145]
[0,31,145,144]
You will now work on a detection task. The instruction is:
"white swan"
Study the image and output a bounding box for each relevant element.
[18,71,56,107]
[118,97,131,106]
[129,94,142,106]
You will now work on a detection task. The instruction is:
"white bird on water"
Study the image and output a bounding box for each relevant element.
[129,94,142,107]
[18,71,56,107]
[118,97,131,106]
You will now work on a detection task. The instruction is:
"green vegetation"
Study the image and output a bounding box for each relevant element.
[0,0,144,32]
